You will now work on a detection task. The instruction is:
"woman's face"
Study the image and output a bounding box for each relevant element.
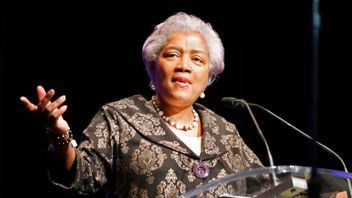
[152,31,209,108]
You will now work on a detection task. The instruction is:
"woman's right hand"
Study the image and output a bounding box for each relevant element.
[20,85,70,134]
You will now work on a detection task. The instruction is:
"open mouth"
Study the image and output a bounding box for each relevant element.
[172,77,191,88]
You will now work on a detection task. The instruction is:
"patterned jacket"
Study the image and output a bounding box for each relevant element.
[50,95,268,197]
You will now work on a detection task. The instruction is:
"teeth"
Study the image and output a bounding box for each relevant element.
[175,81,189,87]
[175,80,188,84]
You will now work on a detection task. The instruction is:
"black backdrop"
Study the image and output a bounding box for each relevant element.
[4,0,352,197]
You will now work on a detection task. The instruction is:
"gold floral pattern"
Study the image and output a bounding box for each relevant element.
[160,141,189,154]
[222,152,245,172]
[131,139,167,184]
[94,122,109,149]
[203,109,220,135]
[220,134,242,150]
[129,112,165,136]
[51,95,267,197]
[156,169,186,197]
[119,120,136,153]
[111,97,140,111]
[130,183,149,198]
[223,118,237,132]
[203,132,221,155]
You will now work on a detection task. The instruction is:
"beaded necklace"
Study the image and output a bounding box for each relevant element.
[151,96,199,131]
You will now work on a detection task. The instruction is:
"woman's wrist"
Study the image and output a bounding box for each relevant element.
[47,129,77,148]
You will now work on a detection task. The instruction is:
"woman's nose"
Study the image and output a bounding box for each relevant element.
[176,58,191,72]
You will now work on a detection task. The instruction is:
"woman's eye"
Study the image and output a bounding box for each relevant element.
[193,57,203,64]
[165,53,179,58]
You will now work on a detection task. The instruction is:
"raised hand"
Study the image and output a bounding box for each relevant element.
[20,85,70,134]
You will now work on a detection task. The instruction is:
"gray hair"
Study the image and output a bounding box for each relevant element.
[142,12,225,87]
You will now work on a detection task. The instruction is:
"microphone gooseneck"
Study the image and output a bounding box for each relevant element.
[248,102,352,198]
[228,98,275,168]
[248,102,350,174]
[222,97,278,185]
[222,97,352,197]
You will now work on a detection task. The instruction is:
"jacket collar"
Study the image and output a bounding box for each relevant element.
[109,95,233,160]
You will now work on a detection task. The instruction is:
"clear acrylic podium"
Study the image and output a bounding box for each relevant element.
[178,165,352,198]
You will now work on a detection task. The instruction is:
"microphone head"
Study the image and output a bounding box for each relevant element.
[221,97,245,109]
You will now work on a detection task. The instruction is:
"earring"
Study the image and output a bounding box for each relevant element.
[150,84,156,91]
[200,92,205,99]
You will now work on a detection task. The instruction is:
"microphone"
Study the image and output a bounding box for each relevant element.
[222,97,275,168]
[222,97,352,197]
[222,97,279,186]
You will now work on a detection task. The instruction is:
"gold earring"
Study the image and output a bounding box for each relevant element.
[200,92,205,99]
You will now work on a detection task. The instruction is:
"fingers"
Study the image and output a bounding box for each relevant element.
[46,95,66,115]
[52,105,68,118]
[19,96,37,111]
[45,101,69,132]
[37,85,49,100]
[37,89,55,112]
[21,86,69,129]
[21,86,58,113]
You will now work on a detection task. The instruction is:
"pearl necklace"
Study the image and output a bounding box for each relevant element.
[151,96,199,131]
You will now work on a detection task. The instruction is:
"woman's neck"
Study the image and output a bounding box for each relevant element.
[152,95,200,132]
[154,96,195,125]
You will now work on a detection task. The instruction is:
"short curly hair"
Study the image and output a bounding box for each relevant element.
[142,12,225,87]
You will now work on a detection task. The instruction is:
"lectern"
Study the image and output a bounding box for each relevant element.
[178,165,352,198]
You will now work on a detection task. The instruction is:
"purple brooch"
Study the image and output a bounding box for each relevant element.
[192,160,209,179]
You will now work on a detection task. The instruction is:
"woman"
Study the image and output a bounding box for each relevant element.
[19,12,276,197]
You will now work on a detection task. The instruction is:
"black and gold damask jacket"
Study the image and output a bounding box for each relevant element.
[51,95,269,197]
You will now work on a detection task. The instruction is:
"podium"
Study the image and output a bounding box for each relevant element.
[178,165,352,198]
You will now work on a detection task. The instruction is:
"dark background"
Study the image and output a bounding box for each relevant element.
[4,0,351,197]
